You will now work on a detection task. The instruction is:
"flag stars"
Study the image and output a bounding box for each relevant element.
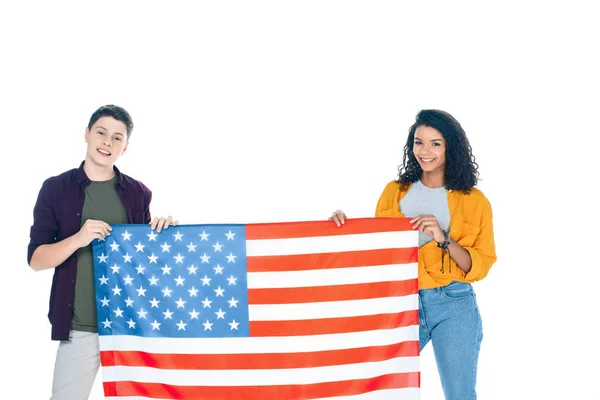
[174,253,184,264]
[121,230,132,241]
[135,242,145,252]
[161,242,171,252]
[151,320,161,330]
[125,297,134,307]
[189,309,200,319]
[112,285,122,296]
[98,275,109,285]
[175,298,187,308]
[123,275,134,285]
[186,242,197,252]
[225,230,236,241]
[148,253,158,264]
[199,231,209,241]
[149,298,160,308]
[102,319,112,328]
[203,320,213,331]
[226,253,237,263]
[188,286,199,297]
[110,263,121,274]
[122,253,132,263]
[202,297,212,308]
[147,231,158,241]
[163,309,174,319]
[214,286,225,297]
[187,265,198,275]
[200,253,210,263]
[161,265,172,275]
[136,265,146,274]
[228,297,239,308]
[177,320,187,331]
[162,287,173,297]
[215,308,226,319]
[175,275,185,286]
[148,275,159,286]
[109,241,120,252]
[98,253,108,263]
[229,320,239,330]
[100,297,110,307]
[201,275,211,286]
[213,265,224,275]
[227,275,237,286]
[173,231,184,242]
[127,319,136,329]
[136,286,147,297]
[137,309,148,319]
[113,307,124,318]
[213,242,223,252]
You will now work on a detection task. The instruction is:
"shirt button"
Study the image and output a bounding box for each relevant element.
[68,302,72,307]
[71,278,75,283]
[76,213,81,217]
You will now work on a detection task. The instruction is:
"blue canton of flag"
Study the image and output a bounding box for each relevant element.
[92,224,249,338]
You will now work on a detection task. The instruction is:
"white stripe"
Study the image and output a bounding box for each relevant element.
[99,324,418,354]
[247,263,418,289]
[102,356,419,386]
[248,294,418,321]
[246,231,418,256]
[104,388,420,400]
[316,388,420,400]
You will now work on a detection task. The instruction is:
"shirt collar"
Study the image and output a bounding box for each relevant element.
[74,160,126,188]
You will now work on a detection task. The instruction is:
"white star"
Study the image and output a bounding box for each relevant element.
[177,320,187,331]
[173,231,184,242]
[125,297,134,307]
[200,253,210,263]
[137,309,148,319]
[227,275,238,286]
[161,265,172,275]
[135,242,145,252]
[174,253,184,264]
[213,264,224,275]
[113,307,124,318]
[228,297,239,308]
[102,319,112,328]
[213,242,223,252]
[162,309,174,319]
[215,308,226,319]
[225,230,236,241]
[188,286,199,297]
[148,253,158,264]
[189,309,200,319]
[147,231,158,241]
[127,319,136,328]
[136,286,147,297]
[109,241,120,252]
[100,297,110,307]
[97,253,108,263]
[199,231,209,241]
[203,320,213,331]
[175,275,185,286]
[186,242,197,252]
[135,265,146,274]
[110,263,120,274]
[162,287,173,297]
[161,242,171,252]
[151,320,161,330]
[214,286,225,297]
[229,319,239,330]
[176,298,186,308]
[122,253,132,263]
[149,297,160,308]
[123,275,134,285]
[226,253,236,263]
[148,275,159,286]
[201,275,211,286]
[202,297,212,308]
[112,285,122,296]
[187,264,198,275]
[98,275,108,285]
[121,230,132,241]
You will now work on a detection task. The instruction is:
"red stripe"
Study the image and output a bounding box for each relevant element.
[250,310,418,336]
[103,372,420,399]
[247,248,417,272]
[100,341,419,370]
[248,279,418,304]
[246,217,413,240]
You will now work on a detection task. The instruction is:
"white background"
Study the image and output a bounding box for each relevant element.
[1,1,598,399]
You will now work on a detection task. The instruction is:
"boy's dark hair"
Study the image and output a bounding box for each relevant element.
[87,105,134,139]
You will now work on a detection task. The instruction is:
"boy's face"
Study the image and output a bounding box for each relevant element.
[84,116,129,167]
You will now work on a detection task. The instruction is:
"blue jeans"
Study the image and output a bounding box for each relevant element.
[419,281,483,400]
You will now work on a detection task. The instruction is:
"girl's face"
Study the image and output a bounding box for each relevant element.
[413,125,446,174]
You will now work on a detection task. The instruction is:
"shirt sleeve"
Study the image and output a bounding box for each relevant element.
[463,195,497,282]
[27,179,58,265]
[143,186,153,224]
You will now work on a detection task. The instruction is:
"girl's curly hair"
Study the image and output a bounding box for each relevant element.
[396,109,480,193]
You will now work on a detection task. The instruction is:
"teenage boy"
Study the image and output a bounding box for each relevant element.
[27,104,178,399]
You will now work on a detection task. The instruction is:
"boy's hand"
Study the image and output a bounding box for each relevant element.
[75,219,112,247]
[150,216,179,233]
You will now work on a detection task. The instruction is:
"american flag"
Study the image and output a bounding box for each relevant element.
[92,218,420,399]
